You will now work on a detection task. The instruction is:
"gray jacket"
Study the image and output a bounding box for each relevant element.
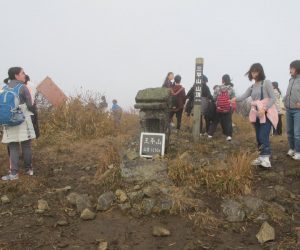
[6,80,34,112]
[284,74,300,109]
[236,80,275,109]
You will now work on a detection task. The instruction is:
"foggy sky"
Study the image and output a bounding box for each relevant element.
[0,0,299,109]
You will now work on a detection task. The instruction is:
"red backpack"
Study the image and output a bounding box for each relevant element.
[216,89,231,113]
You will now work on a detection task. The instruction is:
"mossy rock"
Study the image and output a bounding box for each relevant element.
[135,88,171,103]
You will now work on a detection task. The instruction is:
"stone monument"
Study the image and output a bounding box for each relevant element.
[134,87,172,148]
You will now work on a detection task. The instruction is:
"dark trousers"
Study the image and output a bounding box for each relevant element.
[208,112,232,137]
[201,115,212,134]
[273,114,282,135]
[254,119,272,156]
[8,140,32,175]
[170,109,183,130]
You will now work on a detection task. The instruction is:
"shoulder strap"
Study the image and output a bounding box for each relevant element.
[2,84,9,91]
[260,81,264,100]
[15,83,23,95]
[3,83,23,95]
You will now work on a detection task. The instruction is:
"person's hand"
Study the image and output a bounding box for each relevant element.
[296,102,300,109]
[231,97,236,103]
[258,108,266,117]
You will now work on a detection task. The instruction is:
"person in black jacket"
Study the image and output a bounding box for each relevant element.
[185,75,214,134]
[24,75,40,139]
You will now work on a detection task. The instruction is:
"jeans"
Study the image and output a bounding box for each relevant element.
[286,109,300,153]
[8,140,32,175]
[254,118,272,156]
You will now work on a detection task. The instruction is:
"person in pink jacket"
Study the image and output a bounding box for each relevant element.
[232,63,276,168]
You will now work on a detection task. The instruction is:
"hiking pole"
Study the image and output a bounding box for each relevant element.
[192,58,204,141]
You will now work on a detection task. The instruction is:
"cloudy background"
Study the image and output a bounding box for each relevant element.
[0,0,299,109]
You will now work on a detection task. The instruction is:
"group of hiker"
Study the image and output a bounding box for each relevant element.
[0,67,123,181]
[0,60,299,180]
[164,72,235,141]
[164,60,300,168]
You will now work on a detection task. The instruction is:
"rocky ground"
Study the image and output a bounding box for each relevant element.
[0,119,300,250]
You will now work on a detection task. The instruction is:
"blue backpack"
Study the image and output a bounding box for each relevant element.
[0,83,25,126]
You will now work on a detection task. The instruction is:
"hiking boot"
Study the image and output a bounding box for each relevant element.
[251,157,262,166]
[292,153,300,161]
[287,149,295,157]
[260,157,272,168]
[26,169,34,176]
[226,136,232,141]
[1,174,19,181]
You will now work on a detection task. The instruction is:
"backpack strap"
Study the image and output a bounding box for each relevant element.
[2,84,9,91]
[13,83,24,96]
[260,81,264,100]
[3,83,23,95]
[250,81,264,100]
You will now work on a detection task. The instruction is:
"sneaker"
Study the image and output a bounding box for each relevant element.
[292,153,300,160]
[260,157,272,168]
[26,169,34,176]
[226,136,232,141]
[1,174,19,181]
[287,149,295,157]
[251,157,262,166]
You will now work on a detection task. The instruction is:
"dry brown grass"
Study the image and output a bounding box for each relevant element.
[168,111,258,197]
[232,113,255,141]
[38,96,115,145]
[0,175,45,196]
[37,92,139,146]
[191,209,221,230]
[33,92,138,169]
[266,204,290,226]
[95,141,122,177]
[168,158,194,186]
[198,152,254,196]
[168,151,254,196]
[168,186,203,214]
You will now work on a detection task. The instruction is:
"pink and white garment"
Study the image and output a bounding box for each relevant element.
[249,98,278,128]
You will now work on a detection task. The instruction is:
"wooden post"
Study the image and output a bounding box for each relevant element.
[192,58,204,141]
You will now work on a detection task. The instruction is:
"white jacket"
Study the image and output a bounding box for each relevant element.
[2,104,36,143]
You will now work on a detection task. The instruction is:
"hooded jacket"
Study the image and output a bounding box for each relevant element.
[171,84,186,111]
[284,74,300,109]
